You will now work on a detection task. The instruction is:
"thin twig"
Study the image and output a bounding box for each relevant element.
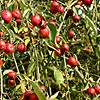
[63,54,71,100]
[3,93,11,100]
[34,47,40,80]
[0,65,3,100]
[57,1,66,6]
[13,53,20,74]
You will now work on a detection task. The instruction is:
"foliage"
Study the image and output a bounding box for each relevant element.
[0,0,100,100]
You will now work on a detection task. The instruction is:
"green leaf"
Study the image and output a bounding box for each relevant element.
[3,97,8,100]
[44,38,52,46]
[13,26,18,33]
[9,29,15,40]
[54,67,64,85]
[7,1,15,7]
[43,39,58,51]
[74,44,84,50]
[23,9,29,17]
[3,69,13,76]
[47,23,57,44]
[44,11,54,18]
[72,6,78,15]
[50,91,59,100]
[96,35,100,44]
[18,27,24,33]
[14,34,24,43]
[27,61,36,76]
[29,79,47,100]
[84,83,89,91]
[85,15,97,38]
[21,0,28,7]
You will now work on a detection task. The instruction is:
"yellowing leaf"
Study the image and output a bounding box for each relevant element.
[25,38,30,46]
[24,27,28,32]
[20,80,25,93]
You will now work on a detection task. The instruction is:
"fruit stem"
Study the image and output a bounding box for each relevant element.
[57,0,78,35]
[63,54,71,100]
[0,65,3,100]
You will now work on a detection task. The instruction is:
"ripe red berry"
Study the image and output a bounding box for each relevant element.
[77,1,83,6]
[56,36,61,43]
[68,57,78,67]
[71,20,74,24]
[4,43,15,54]
[17,44,27,52]
[66,9,74,19]
[55,49,62,56]
[8,80,15,85]
[23,91,32,100]
[8,71,16,80]
[73,15,80,22]
[69,31,75,38]
[51,1,59,8]
[50,7,58,14]
[0,40,6,51]
[88,49,91,53]
[84,48,91,53]
[29,93,39,100]
[48,21,56,26]
[1,10,12,24]
[83,0,92,6]
[40,86,46,92]
[61,44,69,52]
[39,27,50,38]
[87,87,96,95]
[31,15,42,26]
[58,6,65,13]
[0,32,4,37]
[12,9,21,19]
[15,19,21,25]
[67,9,74,16]
[18,32,24,38]
[0,59,3,67]
[95,85,100,94]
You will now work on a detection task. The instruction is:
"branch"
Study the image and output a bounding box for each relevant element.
[63,54,71,100]
[34,47,40,80]
[3,93,11,100]
[13,53,20,74]
[0,65,3,100]
[57,0,78,35]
